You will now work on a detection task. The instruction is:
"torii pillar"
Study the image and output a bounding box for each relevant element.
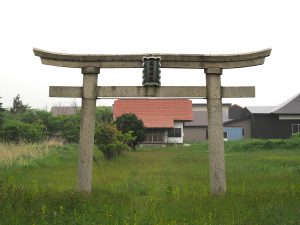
[78,67,99,192]
[205,67,226,193]
[33,48,271,194]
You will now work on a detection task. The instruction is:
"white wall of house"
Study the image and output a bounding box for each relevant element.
[192,105,207,111]
[164,131,168,143]
[192,104,231,115]
[167,121,184,143]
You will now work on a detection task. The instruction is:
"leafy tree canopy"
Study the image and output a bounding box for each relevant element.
[10,94,30,114]
[115,113,146,149]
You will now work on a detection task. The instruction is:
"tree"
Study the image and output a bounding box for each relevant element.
[0,97,5,112]
[10,94,29,114]
[0,97,5,127]
[115,113,146,149]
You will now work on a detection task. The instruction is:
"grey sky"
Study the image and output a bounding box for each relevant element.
[0,0,299,109]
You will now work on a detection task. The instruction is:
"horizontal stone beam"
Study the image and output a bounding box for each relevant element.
[98,86,207,98]
[34,48,271,69]
[49,86,255,99]
[50,86,82,98]
[222,86,255,98]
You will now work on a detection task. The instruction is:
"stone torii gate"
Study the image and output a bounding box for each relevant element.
[33,48,271,195]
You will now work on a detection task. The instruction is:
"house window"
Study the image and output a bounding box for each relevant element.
[145,128,165,143]
[168,128,181,137]
[223,132,228,139]
[292,124,300,134]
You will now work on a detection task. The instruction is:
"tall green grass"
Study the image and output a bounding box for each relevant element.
[0,141,300,224]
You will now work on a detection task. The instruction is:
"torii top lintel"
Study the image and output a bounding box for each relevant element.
[33,48,271,69]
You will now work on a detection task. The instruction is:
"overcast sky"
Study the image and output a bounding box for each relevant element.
[0,0,299,109]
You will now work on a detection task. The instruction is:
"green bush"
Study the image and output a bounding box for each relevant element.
[0,120,45,143]
[291,132,300,139]
[47,114,80,143]
[94,123,132,160]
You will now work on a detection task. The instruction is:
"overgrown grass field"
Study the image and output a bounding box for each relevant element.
[0,140,300,225]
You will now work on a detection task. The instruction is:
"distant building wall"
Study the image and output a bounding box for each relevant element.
[51,106,79,116]
[224,127,244,140]
[251,114,300,139]
[225,118,251,138]
[183,127,207,142]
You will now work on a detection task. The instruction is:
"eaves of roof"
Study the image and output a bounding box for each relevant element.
[223,115,251,126]
[271,93,300,114]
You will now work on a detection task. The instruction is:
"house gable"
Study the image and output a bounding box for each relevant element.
[272,93,300,115]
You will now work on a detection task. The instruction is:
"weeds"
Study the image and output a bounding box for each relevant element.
[0,141,300,224]
[0,142,51,167]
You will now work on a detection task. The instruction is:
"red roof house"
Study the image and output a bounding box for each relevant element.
[113,99,192,144]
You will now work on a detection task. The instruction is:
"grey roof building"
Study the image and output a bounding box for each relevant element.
[245,106,275,114]
[272,93,300,115]
[50,106,79,116]
[225,93,300,139]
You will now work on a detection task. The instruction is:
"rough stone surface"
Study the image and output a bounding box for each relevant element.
[77,70,98,193]
[206,70,226,195]
[222,86,255,98]
[49,86,255,99]
[98,86,206,98]
[49,86,82,98]
[34,48,271,69]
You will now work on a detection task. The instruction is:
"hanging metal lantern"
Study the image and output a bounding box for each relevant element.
[142,57,161,86]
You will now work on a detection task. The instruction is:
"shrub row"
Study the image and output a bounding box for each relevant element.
[0,110,80,143]
[0,105,117,144]
[0,120,45,143]
[225,134,300,152]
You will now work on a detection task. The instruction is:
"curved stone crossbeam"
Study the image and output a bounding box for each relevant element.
[33,48,271,69]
